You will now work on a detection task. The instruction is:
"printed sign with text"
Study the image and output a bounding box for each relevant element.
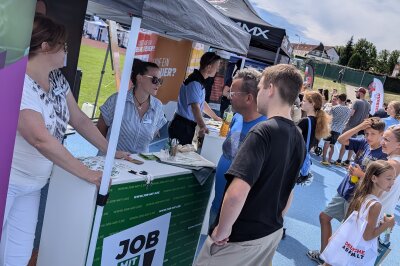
[101,213,171,266]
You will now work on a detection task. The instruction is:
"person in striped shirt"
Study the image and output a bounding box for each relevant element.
[97,60,167,154]
[321,93,352,165]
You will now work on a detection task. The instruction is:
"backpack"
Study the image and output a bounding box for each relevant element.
[297,117,313,185]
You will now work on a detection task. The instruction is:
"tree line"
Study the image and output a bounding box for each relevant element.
[336,36,400,77]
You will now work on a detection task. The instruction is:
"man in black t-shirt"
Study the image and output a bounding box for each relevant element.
[195,64,306,266]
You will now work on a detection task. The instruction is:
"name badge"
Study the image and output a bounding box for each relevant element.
[143,119,152,124]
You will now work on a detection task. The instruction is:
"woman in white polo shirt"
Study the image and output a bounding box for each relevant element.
[0,14,129,265]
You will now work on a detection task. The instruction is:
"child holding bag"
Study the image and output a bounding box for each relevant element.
[320,160,396,266]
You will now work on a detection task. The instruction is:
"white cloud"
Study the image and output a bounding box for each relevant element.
[250,0,400,51]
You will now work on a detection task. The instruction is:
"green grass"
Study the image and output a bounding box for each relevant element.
[313,76,347,94]
[301,70,400,103]
[383,91,400,103]
[77,44,125,116]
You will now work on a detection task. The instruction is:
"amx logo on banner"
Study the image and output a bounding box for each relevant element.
[236,22,269,39]
[101,213,171,266]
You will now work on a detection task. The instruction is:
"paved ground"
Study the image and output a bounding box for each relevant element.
[65,126,400,265]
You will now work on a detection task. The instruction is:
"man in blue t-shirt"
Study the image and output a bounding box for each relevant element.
[209,68,266,227]
[307,117,386,264]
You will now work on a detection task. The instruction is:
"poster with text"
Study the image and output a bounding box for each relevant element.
[368,78,384,115]
[101,213,171,266]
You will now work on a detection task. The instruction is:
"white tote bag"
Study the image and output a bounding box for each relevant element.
[320,198,379,266]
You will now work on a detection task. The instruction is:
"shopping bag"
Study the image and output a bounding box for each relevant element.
[320,199,378,266]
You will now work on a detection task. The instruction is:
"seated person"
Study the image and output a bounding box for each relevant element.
[97,60,167,154]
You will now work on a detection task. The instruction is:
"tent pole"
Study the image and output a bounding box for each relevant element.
[240,56,246,70]
[92,43,111,119]
[85,16,142,266]
[274,47,281,65]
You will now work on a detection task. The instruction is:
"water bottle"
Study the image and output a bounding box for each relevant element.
[219,105,233,137]
[350,162,359,184]
[382,214,392,246]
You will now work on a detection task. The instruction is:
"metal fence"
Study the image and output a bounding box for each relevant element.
[306,60,386,88]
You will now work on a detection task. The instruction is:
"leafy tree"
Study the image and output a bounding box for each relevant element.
[348,53,362,69]
[376,49,390,74]
[353,38,377,70]
[338,36,353,66]
[388,50,400,75]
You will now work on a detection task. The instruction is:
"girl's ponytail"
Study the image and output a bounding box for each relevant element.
[315,109,331,140]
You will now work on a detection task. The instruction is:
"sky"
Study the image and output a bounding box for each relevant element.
[249,0,400,52]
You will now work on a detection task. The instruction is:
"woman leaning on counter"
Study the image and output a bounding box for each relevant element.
[97,60,167,154]
[0,14,129,265]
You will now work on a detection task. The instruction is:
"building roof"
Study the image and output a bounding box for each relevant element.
[292,43,337,53]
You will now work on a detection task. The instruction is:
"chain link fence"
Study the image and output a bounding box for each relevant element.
[292,58,400,94]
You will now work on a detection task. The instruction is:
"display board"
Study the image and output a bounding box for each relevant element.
[93,173,213,266]
[37,157,214,266]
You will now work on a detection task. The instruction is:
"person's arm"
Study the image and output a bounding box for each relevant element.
[203,101,222,121]
[191,103,208,138]
[211,129,267,244]
[18,109,102,187]
[97,114,108,138]
[297,118,308,142]
[211,177,251,245]
[282,190,294,216]
[363,202,395,241]
[67,93,129,159]
[337,119,371,146]
[348,164,365,180]
[222,85,230,98]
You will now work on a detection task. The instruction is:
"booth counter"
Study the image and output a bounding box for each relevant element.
[37,155,213,266]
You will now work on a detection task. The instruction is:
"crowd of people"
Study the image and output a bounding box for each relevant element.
[2,7,400,266]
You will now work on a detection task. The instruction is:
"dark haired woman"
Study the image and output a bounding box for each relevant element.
[168,52,222,145]
[0,14,129,265]
[97,60,167,154]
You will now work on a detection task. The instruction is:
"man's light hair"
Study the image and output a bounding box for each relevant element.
[261,64,303,106]
[233,68,262,99]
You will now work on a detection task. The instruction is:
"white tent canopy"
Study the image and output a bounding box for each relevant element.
[87,0,251,55]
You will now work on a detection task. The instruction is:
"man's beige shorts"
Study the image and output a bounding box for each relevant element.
[194,228,283,266]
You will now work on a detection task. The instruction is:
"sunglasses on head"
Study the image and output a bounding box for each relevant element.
[143,75,163,85]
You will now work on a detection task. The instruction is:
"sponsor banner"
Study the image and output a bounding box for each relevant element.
[304,63,315,90]
[102,213,171,266]
[186,42,205,78]
[93,173,213,266]
[135,29,158,62]
[368,78,384,115]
